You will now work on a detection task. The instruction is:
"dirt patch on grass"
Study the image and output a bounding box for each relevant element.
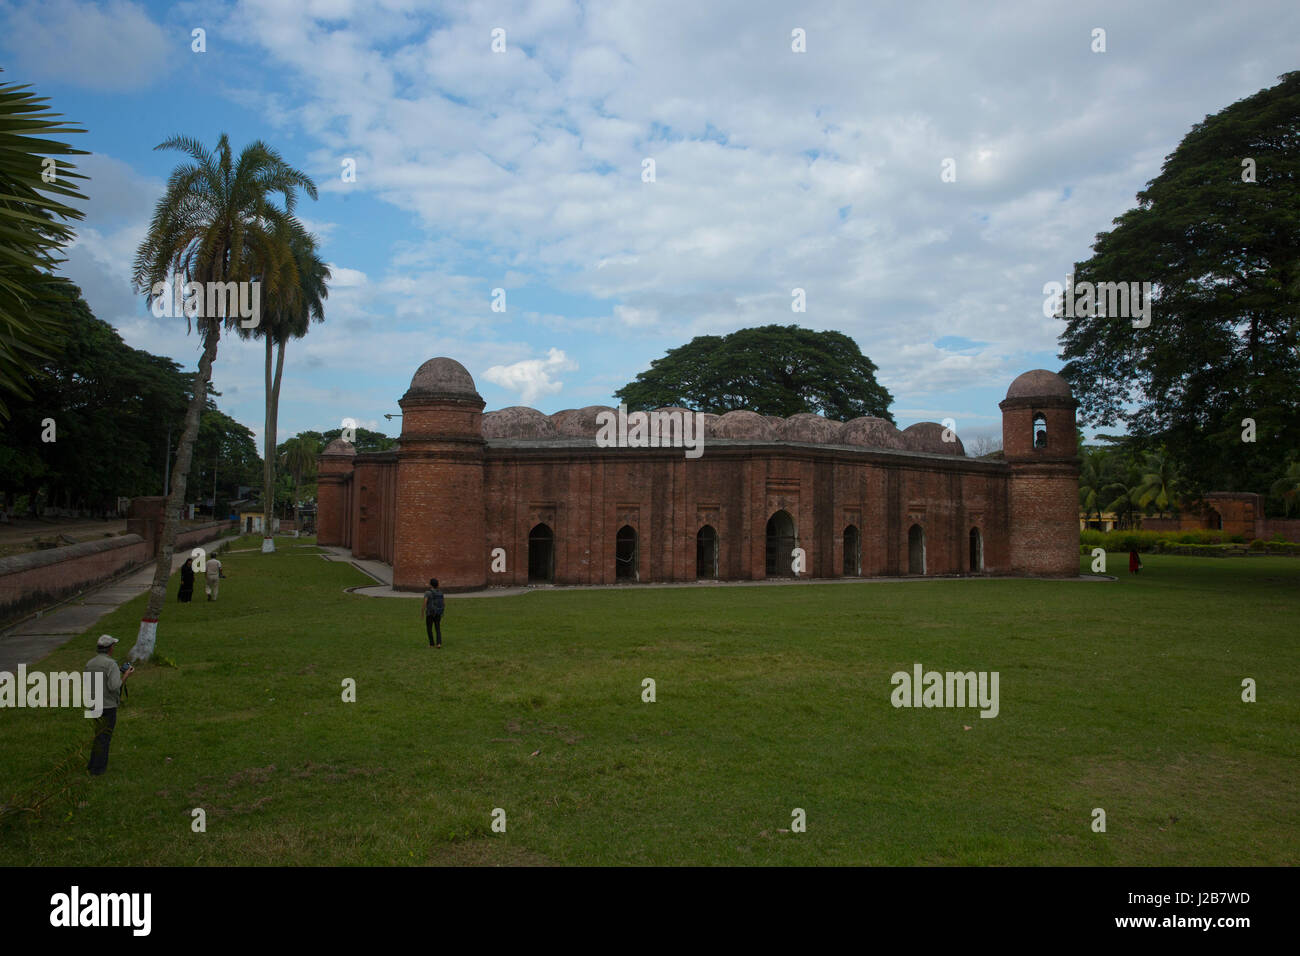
[426,838,553,866]
[504,717,583,745]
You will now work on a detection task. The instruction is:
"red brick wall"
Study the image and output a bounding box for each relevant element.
[320,384,1081,585]
[0,535,152,621]
[316,452,354,547]
[475,445,1016,585]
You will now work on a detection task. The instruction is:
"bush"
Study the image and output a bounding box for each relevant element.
[1249,539,1268,551]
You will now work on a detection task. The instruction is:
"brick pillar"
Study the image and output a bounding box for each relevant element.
[316,440,356,546]
[392,358,487,591]
[1000,370,1080,576]
[126,496,166,554]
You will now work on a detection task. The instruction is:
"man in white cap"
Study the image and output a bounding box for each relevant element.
[85,635,133,775]
[205,555,224,601]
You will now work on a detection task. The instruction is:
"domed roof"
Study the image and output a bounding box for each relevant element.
[709,410,778,440]
[1006,369,1072,401]
[406,357,479,397]
[779,413,846,443]
[482,407,558,439]
[551,405,615,438]
[321,438,355,456]
[902,421,965,456]
[840,416,906,450]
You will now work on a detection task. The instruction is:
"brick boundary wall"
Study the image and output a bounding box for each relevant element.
[0,521,233,625]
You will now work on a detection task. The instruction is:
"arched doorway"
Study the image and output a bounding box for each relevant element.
[908,524,926,575]
[528,523,554,583]
[615,525,639,581]
[969,527,983,572]
[843,525,861,576]
[765,510,796,577]
[1033,412,1048,449]
[696,525,718,579]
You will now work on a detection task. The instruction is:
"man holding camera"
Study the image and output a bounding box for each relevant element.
[85,634,133,775]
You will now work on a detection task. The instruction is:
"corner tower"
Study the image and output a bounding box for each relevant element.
[315,439,356,547]
[999,369,1080,576]
[392,357,487,591]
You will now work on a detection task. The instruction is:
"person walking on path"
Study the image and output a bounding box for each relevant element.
[421,578,445,648]
[205,556,225,601]
[178,557,195,603]
[85,634,132,775]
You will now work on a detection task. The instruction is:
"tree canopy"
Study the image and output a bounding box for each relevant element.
[614,325,894,421]
[1059,71,1300,498]
[0,283,261,514]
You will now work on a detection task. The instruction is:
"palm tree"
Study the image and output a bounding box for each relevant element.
[1102,457,1145,530]
[1078,448,1111,528]
[0,73,87,420]
[240,220,329,552]
[1270,461,1300,516]
[127,133,316,660]
[279,435,320,535]
[1135,450,1180,518]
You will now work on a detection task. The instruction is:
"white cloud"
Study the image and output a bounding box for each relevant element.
[0,0,171,91]
[482,348,578,404]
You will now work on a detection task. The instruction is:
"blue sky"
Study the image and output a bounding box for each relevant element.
[3,0,1296,450]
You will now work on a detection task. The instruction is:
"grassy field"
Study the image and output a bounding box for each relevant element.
[1,538,1296,866]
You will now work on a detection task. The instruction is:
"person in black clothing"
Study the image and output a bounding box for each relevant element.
[178,557,195,603]
[421,578,445,648]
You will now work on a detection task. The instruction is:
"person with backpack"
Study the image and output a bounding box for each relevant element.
[421,578,445,648]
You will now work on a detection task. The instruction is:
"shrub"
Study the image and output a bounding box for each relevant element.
[1248,539,1268,551]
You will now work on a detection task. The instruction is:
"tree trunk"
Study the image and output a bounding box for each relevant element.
[261,334,276,552]
[129,319,219,661]
[268,337,287,533]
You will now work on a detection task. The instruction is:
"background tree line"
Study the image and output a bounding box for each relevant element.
[0,283,261,518]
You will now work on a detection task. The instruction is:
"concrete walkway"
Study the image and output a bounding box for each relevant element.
[322,546,1114,600]
[0,540,234,672]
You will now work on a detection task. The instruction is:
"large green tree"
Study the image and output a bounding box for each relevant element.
[278,434,320,532]
[614,325,894,420]
[189,406,261,517]
[0,72,87,420]
[1059,71,1300,501]
[298,425,395,454]
[0,283,192,513]
[129,133,316,661]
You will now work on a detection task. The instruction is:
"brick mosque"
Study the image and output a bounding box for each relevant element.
[316,358,1080,590]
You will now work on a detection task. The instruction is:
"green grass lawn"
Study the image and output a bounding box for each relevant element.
[2,544,1296,866]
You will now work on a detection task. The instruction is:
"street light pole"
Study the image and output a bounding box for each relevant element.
[163,426,172,496]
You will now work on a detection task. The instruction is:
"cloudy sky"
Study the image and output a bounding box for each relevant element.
[2,0,1296,448]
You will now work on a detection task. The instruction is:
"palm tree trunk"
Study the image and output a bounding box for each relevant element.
[271,337,286,521]
[129,320,219,661]
[261,334,276,552]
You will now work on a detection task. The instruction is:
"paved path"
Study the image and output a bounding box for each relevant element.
[0,540,234,672]
[322,546,1113,600]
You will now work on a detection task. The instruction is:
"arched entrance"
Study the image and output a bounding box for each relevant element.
[1033,412,1048,448]
[908,524,926,575]
[843,525,861,576]
[765,510,796,577]
[528,523,554,583]
[696,525,718,579]
[615,525,639,581]
[969,527,983,572]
